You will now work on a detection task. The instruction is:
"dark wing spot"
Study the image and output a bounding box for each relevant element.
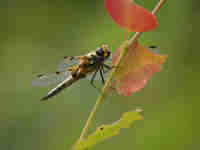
[56,71,60,74]
[149,46,157,49]
[70,56,74,60]
[36,74,44,78]
[99,126,104,130]
[63,56,74,60]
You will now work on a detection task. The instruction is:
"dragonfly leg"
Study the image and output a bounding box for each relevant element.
[102,64,117,91]
[103,63,112,70]
[90,69,99,89]
[102,63,112,73]
[101,64,105,74]
[103,63,121,71]
[100,66,105,85]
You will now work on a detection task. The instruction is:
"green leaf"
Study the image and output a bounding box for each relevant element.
[73,109,144,150]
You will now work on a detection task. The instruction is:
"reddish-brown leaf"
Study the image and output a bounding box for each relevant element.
[105,0,158,32]
[112,42,168,96]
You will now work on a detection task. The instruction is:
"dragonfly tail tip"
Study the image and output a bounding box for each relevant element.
[40,95,50,102]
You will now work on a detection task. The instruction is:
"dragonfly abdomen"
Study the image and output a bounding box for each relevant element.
[41,76,79,101]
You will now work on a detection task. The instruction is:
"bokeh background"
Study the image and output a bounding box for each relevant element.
[0,0,199,150]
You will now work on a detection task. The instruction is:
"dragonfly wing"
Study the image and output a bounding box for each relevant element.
[32,71,70,86]
[58,56,79,71]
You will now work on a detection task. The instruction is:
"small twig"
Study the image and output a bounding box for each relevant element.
[79,0,166,141]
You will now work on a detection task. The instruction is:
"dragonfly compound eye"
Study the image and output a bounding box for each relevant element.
[96,48,104,56]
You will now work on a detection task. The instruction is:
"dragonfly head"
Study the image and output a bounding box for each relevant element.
[96,44,111,60]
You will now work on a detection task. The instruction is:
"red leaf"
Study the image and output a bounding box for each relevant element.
[112,42,168,96]
[105,0,158,32]
[117,64,162,96]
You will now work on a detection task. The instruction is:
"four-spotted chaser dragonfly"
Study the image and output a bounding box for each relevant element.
[32,44,112,101]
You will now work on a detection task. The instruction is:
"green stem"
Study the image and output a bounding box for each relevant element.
[78,0,166,141]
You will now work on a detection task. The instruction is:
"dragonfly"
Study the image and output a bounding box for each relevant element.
[32,44,112,101]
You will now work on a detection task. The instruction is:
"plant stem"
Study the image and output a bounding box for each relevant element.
[128,0,166,45]
[79,0,166,141]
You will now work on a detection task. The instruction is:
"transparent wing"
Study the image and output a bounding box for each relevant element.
[58,56,80,71]
[32,71,70,86]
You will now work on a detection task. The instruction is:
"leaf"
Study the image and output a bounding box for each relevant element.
[73,109,143,150]
[105,0,158,32]
[112,42,168,96]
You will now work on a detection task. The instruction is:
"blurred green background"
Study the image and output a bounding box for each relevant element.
[1,0,199,150]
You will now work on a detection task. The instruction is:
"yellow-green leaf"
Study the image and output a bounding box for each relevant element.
[73,109,143,150]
